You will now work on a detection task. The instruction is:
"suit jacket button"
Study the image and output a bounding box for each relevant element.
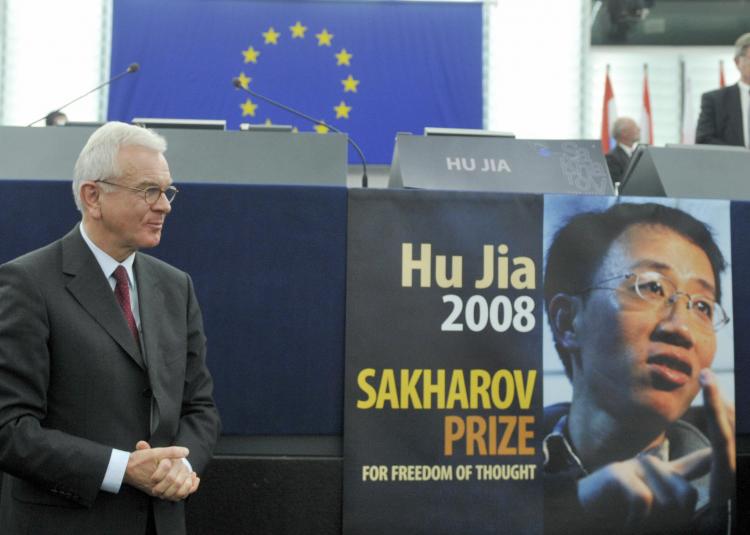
[142,387,153,398]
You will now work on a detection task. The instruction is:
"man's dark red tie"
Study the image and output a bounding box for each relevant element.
[113,265,140,345]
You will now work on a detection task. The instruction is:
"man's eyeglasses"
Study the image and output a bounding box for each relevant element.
[97,179,178,205]
[582,271,730,332]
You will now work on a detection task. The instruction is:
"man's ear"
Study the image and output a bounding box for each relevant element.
[79,181,102,219]
[548,293,582,353]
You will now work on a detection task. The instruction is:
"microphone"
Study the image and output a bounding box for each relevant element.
[27,63,140,127]
[232,77,368,188]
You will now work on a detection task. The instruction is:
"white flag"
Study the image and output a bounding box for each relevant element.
[681,76,695,144]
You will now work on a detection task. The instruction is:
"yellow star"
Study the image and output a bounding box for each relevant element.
[315,29,334,47]
[236,72,251,89]
[334,101,351,119]
[264,118,273,126]
[335,48,353,66]
[290,21,307,38]
[341,74,359,93]
[240,98,257,117]
[314,124,330,134]
[263,26,280,45]
[242,46,260,64]
[292,126,299,133]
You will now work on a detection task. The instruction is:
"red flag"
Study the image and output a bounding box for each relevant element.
[720,60,726,88]
[640,64,654,145]
[601,66,617,154]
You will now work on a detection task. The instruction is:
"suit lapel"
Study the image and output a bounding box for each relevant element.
[62,226,145,370]
[616,146,629,167]
[727,85,743,145]
[134,255,166,379]
[134,255,174,443]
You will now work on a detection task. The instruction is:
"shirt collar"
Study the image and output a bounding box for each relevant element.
[542,412,670,475]
[543,414,588,476]
[79,222,136,287]
[619,142,636,158]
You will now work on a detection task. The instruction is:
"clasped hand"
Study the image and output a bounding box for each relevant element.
[124,440,201,501]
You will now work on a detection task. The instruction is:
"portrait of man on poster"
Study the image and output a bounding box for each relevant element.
[542,201,735,534]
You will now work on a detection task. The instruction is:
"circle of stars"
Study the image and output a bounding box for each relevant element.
[235,21,360,132]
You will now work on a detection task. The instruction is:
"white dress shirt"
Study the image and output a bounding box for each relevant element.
[739,80,750,148]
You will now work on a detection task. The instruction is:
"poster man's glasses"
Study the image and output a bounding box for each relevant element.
[582,270,730,332]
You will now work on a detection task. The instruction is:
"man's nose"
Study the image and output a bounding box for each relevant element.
[652,295,695,349]
[152,191,172,213]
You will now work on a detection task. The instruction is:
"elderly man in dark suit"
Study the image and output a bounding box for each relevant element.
[0,122,221,534]
[696,32,750,147]
[605,116,640,185]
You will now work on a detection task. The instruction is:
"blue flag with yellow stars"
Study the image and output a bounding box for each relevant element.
[108,0,483,163]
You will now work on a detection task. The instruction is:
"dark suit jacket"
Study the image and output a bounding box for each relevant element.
[696,84,745,146]
[0,226,220,535]
[605,144,630,185]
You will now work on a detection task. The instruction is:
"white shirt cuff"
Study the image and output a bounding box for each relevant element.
[100,448,129,493]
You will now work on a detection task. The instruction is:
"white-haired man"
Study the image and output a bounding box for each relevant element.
[605,116,640,185]
[0,122,220,534]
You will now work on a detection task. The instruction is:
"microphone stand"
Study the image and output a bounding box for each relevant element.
[232,78,368,188]
[27,63,140,127]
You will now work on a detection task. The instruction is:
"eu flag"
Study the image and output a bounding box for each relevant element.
[108,0,483,163]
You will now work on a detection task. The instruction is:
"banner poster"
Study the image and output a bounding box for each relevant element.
[343,190,735,534]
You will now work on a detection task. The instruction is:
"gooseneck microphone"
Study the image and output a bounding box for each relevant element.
[27,63,140,127]
[232,77,368,188]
